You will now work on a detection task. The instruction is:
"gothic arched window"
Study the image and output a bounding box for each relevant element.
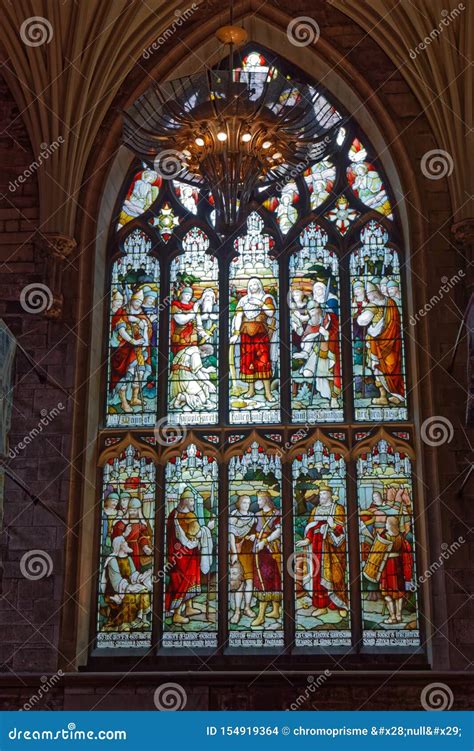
[96,49,419,655]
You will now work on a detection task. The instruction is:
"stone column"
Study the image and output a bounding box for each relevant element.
[34,233,77,319]
[451,219,474,425]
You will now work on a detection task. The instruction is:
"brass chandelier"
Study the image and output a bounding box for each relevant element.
[123,19,343,232]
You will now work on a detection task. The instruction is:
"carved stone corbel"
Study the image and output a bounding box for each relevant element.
[34,233,77,319]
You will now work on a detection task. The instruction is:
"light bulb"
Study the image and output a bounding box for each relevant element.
[217,131,228,141]
[195,137,205,147]
[272,151,282,159]
[262,140,272,149]
[241,132,252,142]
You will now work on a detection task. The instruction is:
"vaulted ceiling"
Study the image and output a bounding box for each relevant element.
[1,0,472,237]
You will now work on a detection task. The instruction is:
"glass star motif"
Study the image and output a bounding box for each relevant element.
[325,195,359,236]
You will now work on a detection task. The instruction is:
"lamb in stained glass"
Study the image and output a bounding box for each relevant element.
[229,212,280,425]
[290,223,343,423]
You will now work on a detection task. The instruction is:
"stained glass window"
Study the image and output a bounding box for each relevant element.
[228,442,283,648]
[229,213,280,425]
[106,229,159,427]
[97,47,420,656]
[168,227,219,425]
[97,444,155,648]
[292,441,351,647]
[290,223,343,423]
[357,439,419,647]
[117,167,161,229]
[350,221,407,421]
[163,444,218,648]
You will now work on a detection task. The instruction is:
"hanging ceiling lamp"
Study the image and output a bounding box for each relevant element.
[123,4,343,232]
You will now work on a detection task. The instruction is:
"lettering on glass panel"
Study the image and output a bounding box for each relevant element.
[229,213,280,425]
[106,230,159,427]
[290,223,343,424]
[163,444,218,649]
[96,445,155,649]
[228,442,283,648]
[350,221,407,421]
[358,440,419,647]
[168,227,219,426]
[292,442,351,647]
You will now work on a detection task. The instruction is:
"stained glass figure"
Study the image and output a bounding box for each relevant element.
[148,201,179,242]
[168,227,219,425]
[290,223,343,423]
[325,195,360,236]
[228,442,283,648]
[292,441,350,647]
[106,230,159,427]
[303,161,336,211]
[96,445,155,648]
[173,181,199,214]
[263,181,299,235]
[347,138,393,218]
[350,221,407,421]
[117,167,161,229]
[229,213,280,424]
[163,444,218,648]
[357,440,419,647]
